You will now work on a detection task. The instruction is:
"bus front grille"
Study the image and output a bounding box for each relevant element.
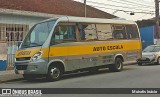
[15,65,28,70]
[16,57,31,61]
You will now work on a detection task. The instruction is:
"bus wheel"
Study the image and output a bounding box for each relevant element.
[109,58,123,72]
[23,74,36,81]
[46,66,63,81]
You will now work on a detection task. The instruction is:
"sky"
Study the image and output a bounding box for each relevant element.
[73,0,155,21]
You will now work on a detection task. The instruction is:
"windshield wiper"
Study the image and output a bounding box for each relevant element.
[21,43,42,48]
[21,44,29,48]
[30,42,42,46]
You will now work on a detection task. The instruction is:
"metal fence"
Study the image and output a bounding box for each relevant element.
[0,24,29,69]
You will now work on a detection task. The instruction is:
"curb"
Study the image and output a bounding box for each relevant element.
[0,70,23,83]
[0,74,23,83]
[7,66,14,70]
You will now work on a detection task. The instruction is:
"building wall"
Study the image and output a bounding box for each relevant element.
[0,13,49,67]
[0,14,48,29]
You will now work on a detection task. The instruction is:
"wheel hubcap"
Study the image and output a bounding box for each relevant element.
[50,67,60,78]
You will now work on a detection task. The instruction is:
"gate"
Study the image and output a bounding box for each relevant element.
[142,41,154,50]
[0,24,29,69]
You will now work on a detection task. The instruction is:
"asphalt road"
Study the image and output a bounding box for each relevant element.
[0,64,160,97]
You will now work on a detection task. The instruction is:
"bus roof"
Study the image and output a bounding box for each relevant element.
[42,16,137,25]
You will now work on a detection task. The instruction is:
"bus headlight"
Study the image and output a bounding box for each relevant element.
[30,51,43,62]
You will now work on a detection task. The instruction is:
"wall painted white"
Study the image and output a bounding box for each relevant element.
[0,14,48,29]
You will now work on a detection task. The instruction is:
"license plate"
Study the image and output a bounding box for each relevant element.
[18,70,24,74]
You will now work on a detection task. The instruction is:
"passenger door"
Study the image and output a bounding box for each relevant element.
[49,23,79,71]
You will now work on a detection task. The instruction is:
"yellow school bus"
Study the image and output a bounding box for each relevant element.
[14,16,142,81]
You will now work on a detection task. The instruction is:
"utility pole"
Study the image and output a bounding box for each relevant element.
[155,0,159,44]
[84,0,86,17]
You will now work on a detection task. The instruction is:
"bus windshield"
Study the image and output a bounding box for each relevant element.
[21,20,56,49]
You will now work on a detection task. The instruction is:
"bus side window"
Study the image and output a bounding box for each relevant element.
[54,26,65,40]
[77,23,97,41]
[66,26,76,40]
[112,25,127,39]
[113,31,124,39]
[96,24,112,40]
[77,23,85,40]
[126,25,139,39]
[51,24,76,45]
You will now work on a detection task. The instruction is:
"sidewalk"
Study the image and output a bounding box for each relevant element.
[0,70,23,83]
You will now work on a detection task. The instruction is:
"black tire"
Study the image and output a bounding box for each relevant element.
[138,63,143,66]
[109,58,123,72]
[23,74,36,81]
[46,65,63,81]
[157,57,160,65]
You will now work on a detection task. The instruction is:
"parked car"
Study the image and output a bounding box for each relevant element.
[137,45,160,65]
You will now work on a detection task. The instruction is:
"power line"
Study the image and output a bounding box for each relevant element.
[87,0,154,11]
[109,0,154,7]
[132,0,154,5]
[137,14,151,20]
[74,0,155,20]
[75,0,154,8]
[105,0,154,8]
[90,5,155,15]
[87,1,154,12]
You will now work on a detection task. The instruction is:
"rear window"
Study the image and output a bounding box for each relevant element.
[126,25,139,39]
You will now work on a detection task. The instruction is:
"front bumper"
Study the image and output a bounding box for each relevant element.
[14,59,48,74]
[137,57,156,64]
